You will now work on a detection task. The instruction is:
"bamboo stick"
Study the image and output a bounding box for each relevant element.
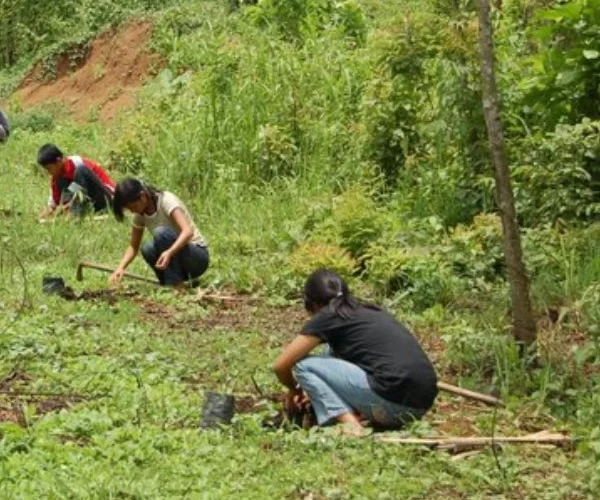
[437,381,503,407]
[376,433,572,449]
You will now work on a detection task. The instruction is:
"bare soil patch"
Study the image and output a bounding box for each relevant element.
[137,293,306,336]
[0,371,75,424]
[17,21,162,121]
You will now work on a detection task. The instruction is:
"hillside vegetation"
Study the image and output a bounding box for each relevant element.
[0,0,598,497]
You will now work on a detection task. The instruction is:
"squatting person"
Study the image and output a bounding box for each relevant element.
[37,143,115,218]
[110,177,209,288]
[273,268,438,432]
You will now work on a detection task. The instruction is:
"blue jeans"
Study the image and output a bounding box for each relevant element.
[141,226,209,286]
[293,355,426,429]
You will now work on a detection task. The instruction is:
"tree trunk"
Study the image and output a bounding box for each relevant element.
[477,0,536,346]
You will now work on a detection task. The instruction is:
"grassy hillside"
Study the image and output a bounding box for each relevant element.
[0,0,598,497]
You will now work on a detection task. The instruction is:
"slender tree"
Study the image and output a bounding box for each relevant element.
[477,0,536,347]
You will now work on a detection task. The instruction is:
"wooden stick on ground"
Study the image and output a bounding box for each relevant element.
[195,288,248,302]
[437,381,503,407]
[376,433,573,452]
[450,450,483,461]
[0,390,109,399]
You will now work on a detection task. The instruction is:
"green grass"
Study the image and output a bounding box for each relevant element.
[0,0,599,496]
[0,154,596,497]
[0,274,595,498]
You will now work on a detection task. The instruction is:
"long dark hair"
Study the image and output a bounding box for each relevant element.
[112,177,161,222]
[303,268,380,319]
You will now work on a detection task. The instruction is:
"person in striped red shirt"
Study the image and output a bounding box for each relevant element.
[37,144,115,219]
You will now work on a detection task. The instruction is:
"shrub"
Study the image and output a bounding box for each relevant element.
[244,0,367,46]
[442,213,504,285]
[512,120,600,225]
[289,241,357,282]
[252,124,298,180]
[528,223,600,306]
[10,107,57,132]
[366,244,459,311]
[524,0,600,130]
[108,138,150,175]
[312,186,385,260]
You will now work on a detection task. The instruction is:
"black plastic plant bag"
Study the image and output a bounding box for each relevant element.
[200,392,235,429]
[43,276,66,295]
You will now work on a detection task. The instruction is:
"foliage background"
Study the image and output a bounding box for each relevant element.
[0,0,598,496]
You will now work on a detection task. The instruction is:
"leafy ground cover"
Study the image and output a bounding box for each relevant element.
[0,0,599,497]
[0,274,593,498]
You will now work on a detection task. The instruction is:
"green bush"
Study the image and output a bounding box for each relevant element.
[512,120,600,225]
[0,0,179,69]
[252,124,298,180]
[525,0,600,130]
[443,324,516,380]
[108,139,150,175]
[244,0,367,45]
[529,223,600,306]
[366,244,459,311]
[441,213,505,285]
[10,107,58,132]
[289,241,358,284]
[311,186,385,260]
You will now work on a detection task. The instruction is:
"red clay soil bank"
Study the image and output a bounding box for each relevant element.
[17,21,161,122]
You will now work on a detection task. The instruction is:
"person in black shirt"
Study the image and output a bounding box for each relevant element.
[273,268,438,431]
[0,109,10,143]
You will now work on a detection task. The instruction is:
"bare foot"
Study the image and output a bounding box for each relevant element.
[340,423,373,438]
[335,412,372,437]
[336,412,363,427]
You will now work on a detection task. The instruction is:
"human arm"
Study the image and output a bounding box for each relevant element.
[39,204,70,220]
[39,188,62,219]
[273,334,322,409]
[109,226,144,284]
[155,207,194,270]
[273,335,322,390]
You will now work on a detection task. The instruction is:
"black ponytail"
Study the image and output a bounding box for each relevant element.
[303,268,379,319]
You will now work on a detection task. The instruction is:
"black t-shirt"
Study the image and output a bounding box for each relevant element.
[302,306,438,409]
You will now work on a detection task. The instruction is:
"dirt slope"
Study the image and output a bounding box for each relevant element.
[17,21,161,122]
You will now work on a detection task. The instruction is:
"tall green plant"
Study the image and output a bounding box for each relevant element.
[525,0,600,129]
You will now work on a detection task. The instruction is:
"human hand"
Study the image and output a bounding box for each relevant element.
[38,206,54,220]
[156,251,172,270]
[109,269,125,285]
[285,388,308,413]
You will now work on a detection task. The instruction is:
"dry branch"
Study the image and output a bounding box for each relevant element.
[437,381,503,407]
[376,432,572,452]
[195,289,253,302]
[0,390,108,400]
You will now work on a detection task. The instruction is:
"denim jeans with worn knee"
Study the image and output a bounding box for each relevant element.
[141,226,209,286]
[293,355,425,429]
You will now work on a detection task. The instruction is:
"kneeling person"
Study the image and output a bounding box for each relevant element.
[273,269,438,431]
[37,143,115,218]
[111,178,209,287]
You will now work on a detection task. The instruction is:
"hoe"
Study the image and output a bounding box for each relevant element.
[76,261,158,285]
